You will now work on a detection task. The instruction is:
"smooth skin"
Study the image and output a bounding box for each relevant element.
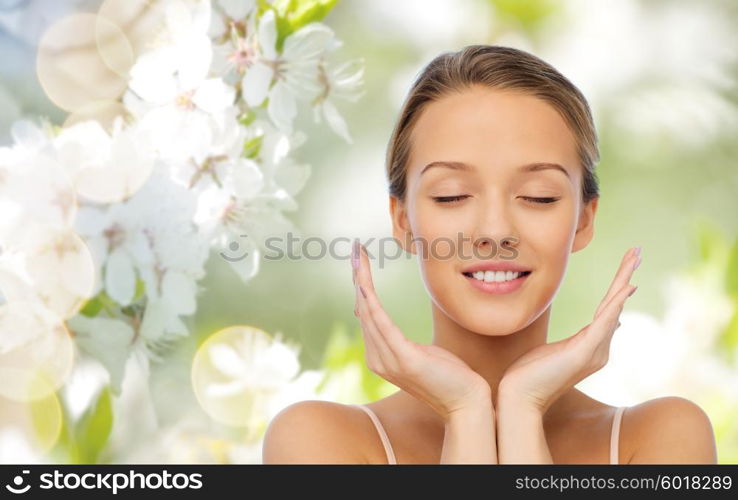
[262,85,718,464]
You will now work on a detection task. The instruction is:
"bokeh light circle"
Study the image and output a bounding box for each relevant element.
[0,301,75,402]
[36,13,132,112]
[0,230,97,320]
[192,325,298,428]
[0,387,63,455]
[99,0,172,61]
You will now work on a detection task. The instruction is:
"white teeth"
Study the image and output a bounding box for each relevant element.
[470,270,522,283]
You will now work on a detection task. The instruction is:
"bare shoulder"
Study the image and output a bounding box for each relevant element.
[621,396,717,464]
[261,400,372,464]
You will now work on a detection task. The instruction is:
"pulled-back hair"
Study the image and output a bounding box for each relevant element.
[386,45,600,203]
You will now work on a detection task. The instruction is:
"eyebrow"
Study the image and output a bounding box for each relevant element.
[420,161,571,179]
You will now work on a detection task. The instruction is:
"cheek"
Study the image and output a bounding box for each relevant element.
[518,202,578,268]
[410,209,469,258]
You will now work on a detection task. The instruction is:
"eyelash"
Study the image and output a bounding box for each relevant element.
[432,195,469,204]
[520,196,560,204]
[431,196,560,204]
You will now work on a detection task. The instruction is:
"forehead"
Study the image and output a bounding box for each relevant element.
[406,85,580,179]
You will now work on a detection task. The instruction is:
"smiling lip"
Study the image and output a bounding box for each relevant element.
[463,271,531,295]
[460,261,532,295]
[461,261,532,274]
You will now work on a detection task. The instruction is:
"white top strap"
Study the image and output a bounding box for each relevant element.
[354,404,397,464]
[610,406,626,464]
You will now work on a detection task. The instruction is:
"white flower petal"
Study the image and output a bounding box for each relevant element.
[209,343,247,378]
[267,82,297,133]
[74,207,110,236]
[241,62,273,107]
[139,300,167,342]
[68,315,134,394]
[10,120,48,151]
[176,34,213,91]
[192,78,235,113]
[105,249,136,306]
[258,9,277,60]
[229,159,264,198]
[128,48,179,104]
[283,23,335,61]
[162,271,197,315]
[226,241,260,283]
[320,99,352,143]
[206,379,247,398]
[218,0,255,20]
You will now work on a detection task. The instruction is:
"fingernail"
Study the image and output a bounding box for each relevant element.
[634,246,642,257]
[359,285,367,299]
[628,285,638,297]
[633,255,642,270]
[352,239,359,270]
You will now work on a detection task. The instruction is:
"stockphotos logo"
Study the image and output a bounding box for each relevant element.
[3,469,203,495]
[5,470,31,494]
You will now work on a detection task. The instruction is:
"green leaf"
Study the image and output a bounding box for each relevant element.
[238,109,258,127]
[266,0,340,51]
[75,387,114,464]
[46,398,79,463]
[133,278,146,302]
[287,0,338,31]
[27,390,67,462]
[726,237,738,297]
[78,297,103,317]
[78,290,119,317]
[243,135,263,159]
[273,0,299,16]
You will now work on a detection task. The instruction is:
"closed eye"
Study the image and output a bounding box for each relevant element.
[432,195,470,204]
[519,196,560,204]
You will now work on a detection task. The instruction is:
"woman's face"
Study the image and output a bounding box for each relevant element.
[392,85,597,335]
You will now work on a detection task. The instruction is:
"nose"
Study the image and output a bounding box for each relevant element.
[471,196,519,259]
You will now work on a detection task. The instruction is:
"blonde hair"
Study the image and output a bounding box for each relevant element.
[386,45,600,203]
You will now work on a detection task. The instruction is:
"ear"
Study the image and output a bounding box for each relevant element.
[572,196,598,253]
[389,195,415,254]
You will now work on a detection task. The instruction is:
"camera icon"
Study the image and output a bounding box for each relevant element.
[219,234,251,262]
[6,470,31,494]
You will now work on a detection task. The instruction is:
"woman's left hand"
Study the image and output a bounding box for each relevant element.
[497,247,642,414]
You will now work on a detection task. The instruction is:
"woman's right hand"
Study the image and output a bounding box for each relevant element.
[352,241,491,421]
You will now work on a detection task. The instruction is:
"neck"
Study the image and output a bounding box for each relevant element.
[430,303,552,403]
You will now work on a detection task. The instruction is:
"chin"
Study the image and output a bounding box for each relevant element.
[438,282,544,336]
[461,313,529,337]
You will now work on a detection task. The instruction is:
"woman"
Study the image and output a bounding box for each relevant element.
[262,45,718,464]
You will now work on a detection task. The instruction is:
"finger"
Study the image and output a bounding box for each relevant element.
[354,269,388,367]
[355,246,414,357]
[352,238,363,314]
[356,281,401,370]
[354,243,417,365]
[595,247,638,315]
[355,242,377,292]
[594,247,640,319]
[581,283,637,350]
[353,241,401,361]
